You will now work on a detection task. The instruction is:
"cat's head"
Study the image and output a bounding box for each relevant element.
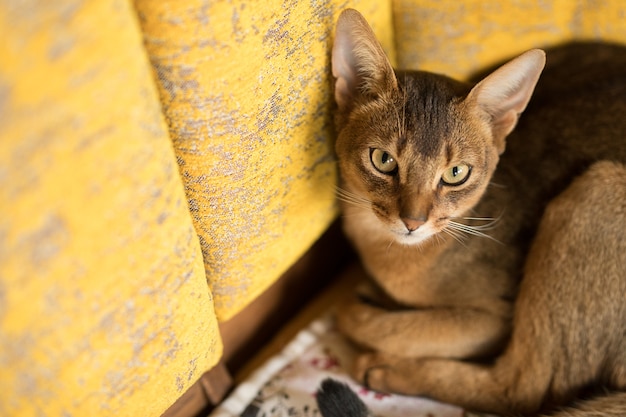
[332,9,545,246]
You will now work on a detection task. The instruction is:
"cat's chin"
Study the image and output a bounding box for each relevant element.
[393,234,429,246]
[391,228,436,246]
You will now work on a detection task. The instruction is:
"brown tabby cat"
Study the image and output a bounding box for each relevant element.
[323,8,626,416]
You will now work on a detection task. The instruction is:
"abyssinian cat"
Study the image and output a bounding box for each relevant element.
[318,8,626,417]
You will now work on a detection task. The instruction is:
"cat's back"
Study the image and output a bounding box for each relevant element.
[500,42,626,193]
[531,42,626,103]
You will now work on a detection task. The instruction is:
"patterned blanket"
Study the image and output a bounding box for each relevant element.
[210,314,487,417]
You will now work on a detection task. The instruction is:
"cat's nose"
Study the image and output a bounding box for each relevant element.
[401,216,426,232]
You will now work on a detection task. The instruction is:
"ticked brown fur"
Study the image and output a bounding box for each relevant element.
[331,9,626,416]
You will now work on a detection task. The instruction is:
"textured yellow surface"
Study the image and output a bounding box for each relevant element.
[393,0,626,80]
[0,1,221,416]
[135,0,396,321]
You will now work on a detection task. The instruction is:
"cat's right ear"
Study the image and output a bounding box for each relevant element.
[332,9,397,113]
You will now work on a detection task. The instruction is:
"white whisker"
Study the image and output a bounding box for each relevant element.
[447,220,502,244]
[433,231,447,247]
[386,239,394,254]
[334,186,373,211]
[336,199,371,211]
[442,227,468,247]
[455,212,503,231]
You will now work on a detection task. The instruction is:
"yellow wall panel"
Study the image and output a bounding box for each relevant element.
[0,1,221,415]
[393,0,626,80]
[135,0,395,321]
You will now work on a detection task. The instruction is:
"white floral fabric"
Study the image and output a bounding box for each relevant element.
[211,315,488,417]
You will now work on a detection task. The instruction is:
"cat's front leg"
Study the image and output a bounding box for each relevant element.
[337,301,509,360]
[354,352,548,416]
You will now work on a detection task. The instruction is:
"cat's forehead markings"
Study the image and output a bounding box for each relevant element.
[444,144,453,166]
[401,76,451,159]
[396,133,408,156]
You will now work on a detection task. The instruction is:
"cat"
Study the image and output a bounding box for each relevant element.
[321,8,626,417]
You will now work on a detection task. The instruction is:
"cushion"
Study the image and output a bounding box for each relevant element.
[393,0,626,80]
[135,0,396,321]
[0,1,221,415]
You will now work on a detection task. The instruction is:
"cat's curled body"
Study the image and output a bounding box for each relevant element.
[328,9,626,416]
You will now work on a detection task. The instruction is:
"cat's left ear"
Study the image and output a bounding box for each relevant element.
[468,49,546,154]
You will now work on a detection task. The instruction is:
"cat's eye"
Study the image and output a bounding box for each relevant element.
[370,148,398,175]
[441,164,471,186]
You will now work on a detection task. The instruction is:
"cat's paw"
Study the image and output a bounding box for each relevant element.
[354,353,423,395]
[352,352,396,392]
[336,301,381,337]
[353,352,386,382]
